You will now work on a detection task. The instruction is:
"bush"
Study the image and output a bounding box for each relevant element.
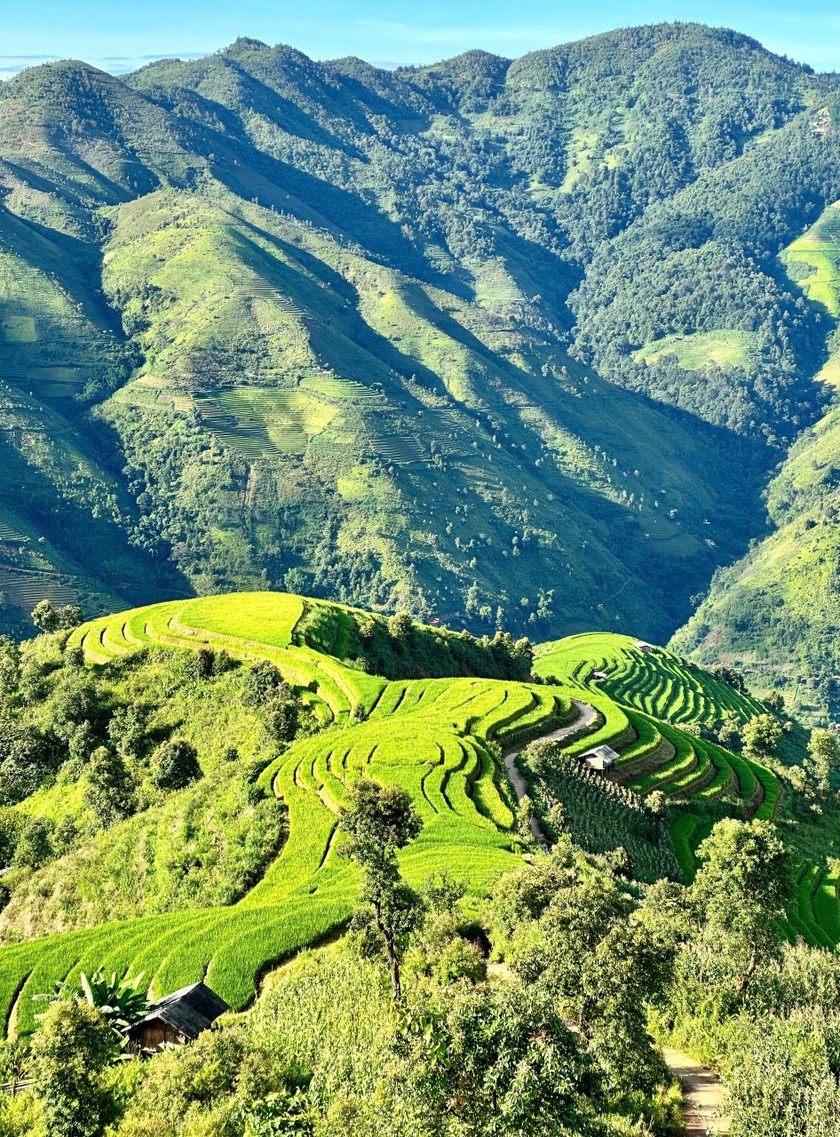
[29,999,116,1137]
[152,739,202,791]
[86,746,135,827]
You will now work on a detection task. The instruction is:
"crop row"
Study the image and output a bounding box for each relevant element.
[534,633,765,728]
[4,600,578,1037]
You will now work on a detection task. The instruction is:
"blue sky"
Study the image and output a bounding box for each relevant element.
[1,0,839,80]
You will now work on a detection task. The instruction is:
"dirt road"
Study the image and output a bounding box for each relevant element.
[663,1048,731,1136]
[503,698,598,845]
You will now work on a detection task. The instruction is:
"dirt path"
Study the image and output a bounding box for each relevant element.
[663,1049,730,1136]
[503,698,598,846]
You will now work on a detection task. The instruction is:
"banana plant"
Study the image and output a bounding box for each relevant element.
[34,968,149,1039]
[78,969,150,1032]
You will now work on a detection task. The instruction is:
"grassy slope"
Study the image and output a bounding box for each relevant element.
[1,592,821,1044]
[91,182,732,639]
[0,593,565,1033]
[672,200,840,720]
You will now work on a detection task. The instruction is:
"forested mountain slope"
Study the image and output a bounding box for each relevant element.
[2,23,840,648]
[671,198,840,718]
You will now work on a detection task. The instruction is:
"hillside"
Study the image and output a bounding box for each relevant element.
[3,590,839,1037]
[1,590,839,1134]
[672,197,840,720]
[2,25,840,645]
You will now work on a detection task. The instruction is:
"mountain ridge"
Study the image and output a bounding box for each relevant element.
[0,21,839,696]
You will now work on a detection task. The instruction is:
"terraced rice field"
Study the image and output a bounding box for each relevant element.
[0,568,78,611]
[534,633,766,727]
[0,594,573,1036]
[533,631,840,948]
[0,605,832,1037]
[195,387,339,458]
[783,202,840,317]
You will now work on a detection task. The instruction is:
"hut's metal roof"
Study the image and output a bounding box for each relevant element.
[581,745,620,765]
[129,981,229,1040]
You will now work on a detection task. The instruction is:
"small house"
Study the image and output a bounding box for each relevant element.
[580,745,620,772]
[589,670,608,681]
[125,982,229,1052]
[634,641,654,654]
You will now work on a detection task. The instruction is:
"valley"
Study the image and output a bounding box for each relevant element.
[2,23,840,692]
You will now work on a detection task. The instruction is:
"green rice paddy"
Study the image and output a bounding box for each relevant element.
[0,601,832,1038]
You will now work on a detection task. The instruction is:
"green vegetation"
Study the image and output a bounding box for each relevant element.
[7,591,835,1041]
[2,23,840,651]
[635,329,759,372]
[5,18,840,1129]
[0,593,572,1030]
[0,590,837,1134]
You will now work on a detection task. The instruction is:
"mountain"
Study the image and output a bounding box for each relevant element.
[671,197,840,719]
[1,24,840,668]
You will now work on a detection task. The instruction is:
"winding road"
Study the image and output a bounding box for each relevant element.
[503,697,598,845]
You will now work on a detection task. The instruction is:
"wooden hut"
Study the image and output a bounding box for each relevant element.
[634,641,654,654]
[579,745,619,772]
[125,982,229,1052]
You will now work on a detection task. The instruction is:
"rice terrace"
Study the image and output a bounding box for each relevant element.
[0,590,832,1047]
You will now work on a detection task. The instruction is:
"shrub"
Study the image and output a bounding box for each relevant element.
[29,999,116,1137]
[86,746,135,827]
[152,739,202,791]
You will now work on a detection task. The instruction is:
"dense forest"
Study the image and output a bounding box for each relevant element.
[2,22,840,680]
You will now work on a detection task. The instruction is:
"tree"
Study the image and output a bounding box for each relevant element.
[243,661,291,708]
[338,778,422,999]
[0,636,20,699]
[508,863,671,1094]
[29,999,116,1137]
[85,746,135,827]
[690,819,791,997]
[189,647,216,679]
[0,716,54,806]
[31,600,60,633]
[58,606,83,631]
[388,612,413,647]
[515,793,534,840]
[807,729,840,795]
[12,816,53,869]
[398,983,593,1137]
[264,690,301,743]
[107,704,147,761]
[35,970,149,1039]
[152,739,201,791]
[765,690,785,712]
[741,713,784,760]
[30,601,83,634]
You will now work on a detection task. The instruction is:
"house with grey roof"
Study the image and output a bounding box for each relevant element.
[125,981,229,1052]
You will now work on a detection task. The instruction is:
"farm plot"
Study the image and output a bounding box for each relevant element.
[534,632,836,935]
[5,597,581,1035]
[8,598,827,1034]
[534,632,765,727]
[195,387,339,459]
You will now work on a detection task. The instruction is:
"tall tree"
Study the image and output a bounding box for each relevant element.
[807,729,840,795]
[689,818,791,997]
[338,778,422,999]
